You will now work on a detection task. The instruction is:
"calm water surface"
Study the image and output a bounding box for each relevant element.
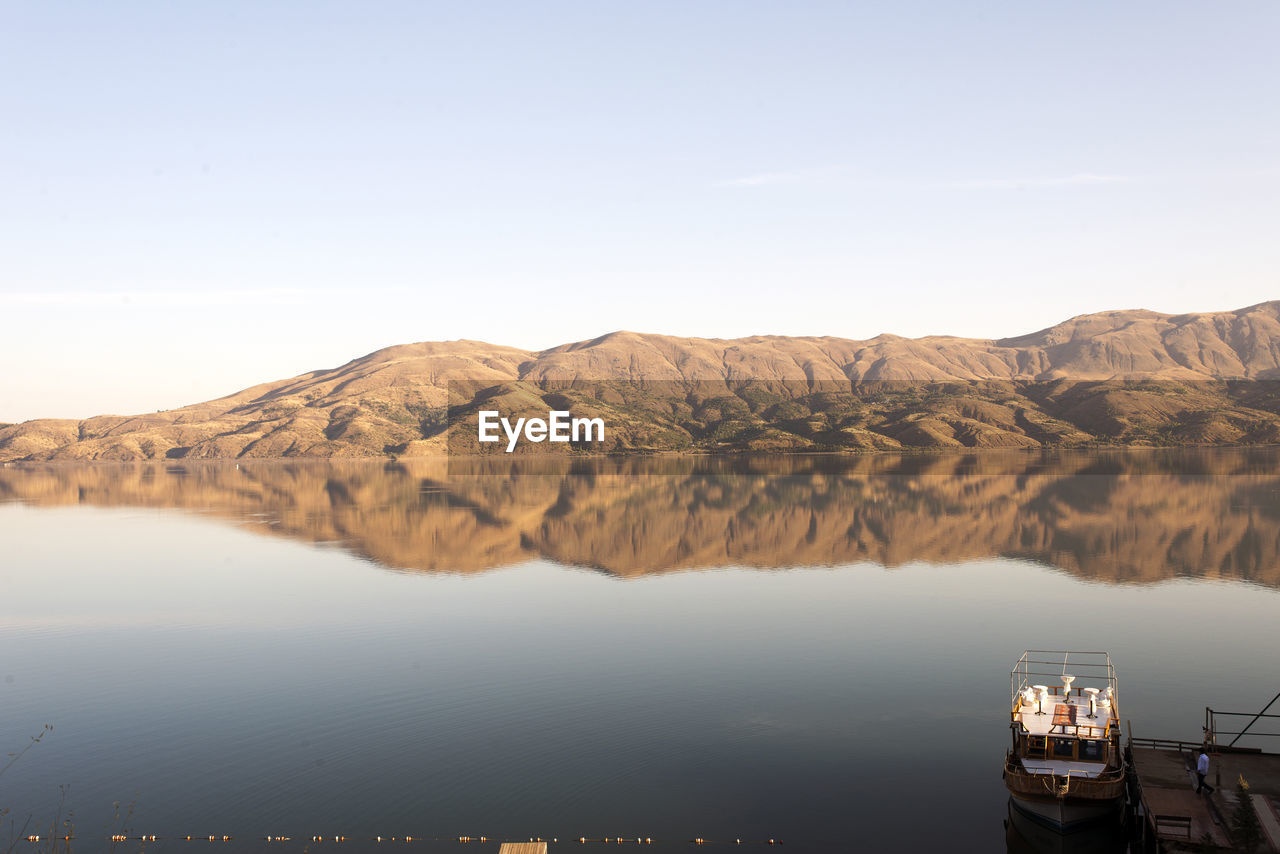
[2,451,1279,853]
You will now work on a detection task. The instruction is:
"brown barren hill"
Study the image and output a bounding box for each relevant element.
[3,301,1280,461]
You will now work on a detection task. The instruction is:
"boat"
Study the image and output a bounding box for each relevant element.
[1004,650,1126,831]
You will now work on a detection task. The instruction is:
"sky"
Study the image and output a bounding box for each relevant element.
[2,1,1279,422]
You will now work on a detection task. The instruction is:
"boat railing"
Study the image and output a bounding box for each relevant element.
[1012,719,1112,739]
[1004,751,1125,781]
[1011,650,1118,709]
[1052,721,1109,739]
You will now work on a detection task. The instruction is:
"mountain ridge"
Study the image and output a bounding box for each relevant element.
[4,300,1280,461]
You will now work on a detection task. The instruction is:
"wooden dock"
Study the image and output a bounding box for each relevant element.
[1128,737,1280,852]
[498,844,548,854]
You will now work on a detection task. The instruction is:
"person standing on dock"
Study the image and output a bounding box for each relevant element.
[1196,748,1215,794]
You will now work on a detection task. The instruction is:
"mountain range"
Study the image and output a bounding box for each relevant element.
[3,300,1280,461]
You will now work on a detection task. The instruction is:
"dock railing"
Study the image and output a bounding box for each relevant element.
[1128,736,1201,752]
[1205,689,1280,750]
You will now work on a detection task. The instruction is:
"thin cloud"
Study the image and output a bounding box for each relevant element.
[720,168,1140,191]
[718,170,811,187]
[943,173,1132,191]
[941,167,1280,191]
[0,288,311,308]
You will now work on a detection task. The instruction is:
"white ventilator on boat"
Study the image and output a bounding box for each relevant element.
[1033,684,1049,715]
[1084,687,1100,719]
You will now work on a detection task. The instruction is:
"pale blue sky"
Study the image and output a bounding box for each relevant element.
[3,1,1278,421]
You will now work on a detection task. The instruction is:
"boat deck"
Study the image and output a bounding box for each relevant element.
[1015,693,1116,738]
[1019,758,1108,778]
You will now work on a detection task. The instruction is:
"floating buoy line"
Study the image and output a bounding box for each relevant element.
[28,833,784,845]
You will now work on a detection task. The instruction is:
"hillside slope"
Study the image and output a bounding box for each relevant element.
[3,301,1279,461]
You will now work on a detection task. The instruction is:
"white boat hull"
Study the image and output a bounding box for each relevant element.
[1009,793,1121,832]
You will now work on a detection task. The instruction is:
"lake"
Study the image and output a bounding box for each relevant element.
[2,450,1279,853]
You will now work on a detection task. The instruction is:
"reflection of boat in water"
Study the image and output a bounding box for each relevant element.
[1004,651,1126,831]
[1004,798,1128,854]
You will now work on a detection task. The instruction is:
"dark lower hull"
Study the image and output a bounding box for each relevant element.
[1008,792,1122,833]
[1005,799,1128,854]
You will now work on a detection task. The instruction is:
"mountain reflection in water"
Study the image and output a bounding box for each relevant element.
[3,448,1278,587]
